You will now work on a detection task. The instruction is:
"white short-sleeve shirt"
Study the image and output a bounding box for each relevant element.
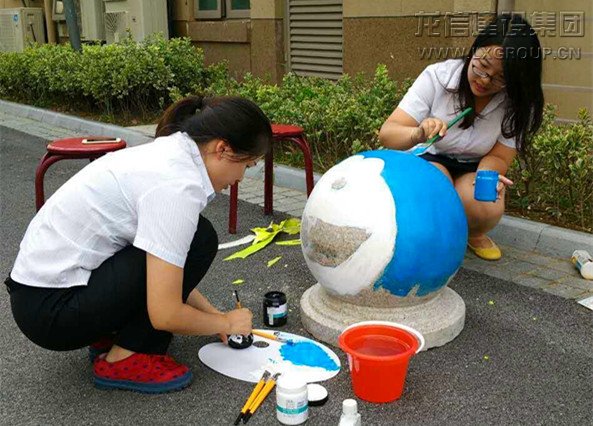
[10,131,215,289]
[398,59,516,162]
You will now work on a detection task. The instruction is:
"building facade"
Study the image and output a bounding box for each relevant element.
[172,0,592,120]
[1,0,590,119]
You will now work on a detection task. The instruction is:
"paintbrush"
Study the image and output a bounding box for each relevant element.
[233,370,270,425]
[243,372,281,424]
[233,290,242,308]
[413,107,473,155]
[252,330,296,345]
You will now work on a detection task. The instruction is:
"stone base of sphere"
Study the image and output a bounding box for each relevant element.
[300,283,465,351]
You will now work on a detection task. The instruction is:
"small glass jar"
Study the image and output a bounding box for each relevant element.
[263,291,288,327]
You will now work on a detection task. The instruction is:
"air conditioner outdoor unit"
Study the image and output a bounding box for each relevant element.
[103,0,168,44]
[52,0,105,41]
[104,10,129,43]
[0,8,46,52]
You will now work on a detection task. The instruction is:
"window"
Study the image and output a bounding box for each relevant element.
[195,0,250,20]
[226,0,250,19]
[195,0,223,19]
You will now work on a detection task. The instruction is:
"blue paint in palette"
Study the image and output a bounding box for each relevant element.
[279,341,339,371]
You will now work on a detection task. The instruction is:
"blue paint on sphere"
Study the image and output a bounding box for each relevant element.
[360,150,468,297]
[280,341,339,371]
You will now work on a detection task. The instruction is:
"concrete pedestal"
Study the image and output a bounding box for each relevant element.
[300,284,465,350]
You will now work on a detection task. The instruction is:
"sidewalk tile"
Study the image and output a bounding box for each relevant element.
[518,251,564,266]
[236,187,259,196]
[481,266,515,282]
[528,267,570,281]
[503,260,539,275]
[241,188,264,197]
[542,284,588,299]
[462,258,492,274]
[557,277,593,292]
[546,259,579,274]
[286,208,304,218]
[244,195,264,204]
[499,245,526,259]
[514,275,552,290]
[273,200,306,212]
[274,187,295,195]
[272,194,291,202]
[283,193,308,203]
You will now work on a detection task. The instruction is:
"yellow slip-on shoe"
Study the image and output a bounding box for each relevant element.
[467,236,502,261]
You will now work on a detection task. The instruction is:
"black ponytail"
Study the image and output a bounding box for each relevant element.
[155,95,272,159]
[155,95,204,138]
[455,14,544,154]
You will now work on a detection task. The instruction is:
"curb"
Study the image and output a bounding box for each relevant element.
[0,100,153,147]
[489,216,592,258]
[2,100,591,258]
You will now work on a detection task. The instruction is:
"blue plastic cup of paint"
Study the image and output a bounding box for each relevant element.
[474,170,499,202]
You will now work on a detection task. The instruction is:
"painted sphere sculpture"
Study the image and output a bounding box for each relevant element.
[301,150,468,298]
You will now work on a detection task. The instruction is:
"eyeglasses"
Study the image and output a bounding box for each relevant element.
[471,59,506,88]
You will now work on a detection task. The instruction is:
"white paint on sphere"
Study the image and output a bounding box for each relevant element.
[301,156,396,295]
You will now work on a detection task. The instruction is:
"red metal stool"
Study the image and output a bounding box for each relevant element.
[228,124,314,234]
[35,136,127,211]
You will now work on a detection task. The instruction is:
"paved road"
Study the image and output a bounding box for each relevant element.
[1,127,592,425]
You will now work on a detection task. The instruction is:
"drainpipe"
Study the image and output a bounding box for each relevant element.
[43,0,57,43]
[62,0,81,51]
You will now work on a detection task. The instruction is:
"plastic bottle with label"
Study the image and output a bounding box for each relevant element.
[338,399,361,426]
[572,250,593,280]
[276,373,308,425]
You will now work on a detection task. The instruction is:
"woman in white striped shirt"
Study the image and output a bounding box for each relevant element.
[6,96,272,393]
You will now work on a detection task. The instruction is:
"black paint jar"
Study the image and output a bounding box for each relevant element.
[263,291,287,327]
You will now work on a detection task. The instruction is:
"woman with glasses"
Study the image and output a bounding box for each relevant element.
[379,14,544,260]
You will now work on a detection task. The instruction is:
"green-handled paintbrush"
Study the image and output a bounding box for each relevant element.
[413,107,473,155]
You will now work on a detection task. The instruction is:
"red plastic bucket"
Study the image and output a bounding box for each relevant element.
[338,321,424,403]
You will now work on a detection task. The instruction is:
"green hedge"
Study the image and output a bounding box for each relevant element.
[206,65,412,170]
[507,106,593,232]
[0,34,223,114]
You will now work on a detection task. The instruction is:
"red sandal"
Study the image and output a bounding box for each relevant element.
[93,353,192,393]
[88,336,115,363]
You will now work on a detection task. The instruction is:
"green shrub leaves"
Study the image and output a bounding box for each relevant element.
[508,106,593,232]
[0,35,219,114]
[210,65,412,170]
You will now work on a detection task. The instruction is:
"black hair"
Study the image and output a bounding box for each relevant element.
[455,14,544,154]
[155,95,272,160]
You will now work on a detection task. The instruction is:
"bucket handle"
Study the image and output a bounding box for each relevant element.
[342,321,425,353]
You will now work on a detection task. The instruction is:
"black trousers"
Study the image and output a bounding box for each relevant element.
[5,215,218,355]
[419,152,479,178]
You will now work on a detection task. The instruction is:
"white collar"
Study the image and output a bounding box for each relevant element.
[177,132,216,202]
